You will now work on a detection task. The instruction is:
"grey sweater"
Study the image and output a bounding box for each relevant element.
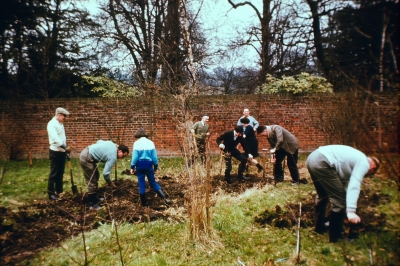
[89,140,118,182]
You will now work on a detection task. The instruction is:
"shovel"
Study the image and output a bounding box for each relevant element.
[66,154,78,194]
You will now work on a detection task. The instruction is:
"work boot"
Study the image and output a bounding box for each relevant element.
[49,194,59,200]
[88,193,101,210]
[329,211,345,242]
[224,177,232,184]
[97,194,105,201]
[256,163,264,173]
[140,193,148,207]
[156,189,171,204]
[238,176,249,181]
[314,202,328,234]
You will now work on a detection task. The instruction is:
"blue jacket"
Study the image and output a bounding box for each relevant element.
[131,137,159,171]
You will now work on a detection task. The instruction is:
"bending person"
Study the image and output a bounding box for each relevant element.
[257,125,300,184]
[80,140,129,210]
[306,145,380,242]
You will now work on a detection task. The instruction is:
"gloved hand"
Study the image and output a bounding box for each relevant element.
[219,143,225,149]
[191,129,195,134]
[107,181,116,188]
[270,148,276,154]
[248,154,253,159]
[347,212,361,223]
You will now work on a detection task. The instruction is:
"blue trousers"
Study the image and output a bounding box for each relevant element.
[136,161,161,194]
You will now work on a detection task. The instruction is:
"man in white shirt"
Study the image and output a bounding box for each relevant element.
[47,107,70,200]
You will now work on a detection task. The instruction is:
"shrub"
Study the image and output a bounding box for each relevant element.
[256,72,333,94]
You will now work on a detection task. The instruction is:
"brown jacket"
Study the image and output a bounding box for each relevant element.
[267,125,298,154]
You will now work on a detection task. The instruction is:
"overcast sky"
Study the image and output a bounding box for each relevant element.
[79,0,261,70]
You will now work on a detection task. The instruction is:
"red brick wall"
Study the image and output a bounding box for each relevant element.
[0,93,397,159]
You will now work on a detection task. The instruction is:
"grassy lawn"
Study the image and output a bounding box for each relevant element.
[0,155,398,265]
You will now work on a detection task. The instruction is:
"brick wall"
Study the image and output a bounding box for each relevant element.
[0,93,397,159]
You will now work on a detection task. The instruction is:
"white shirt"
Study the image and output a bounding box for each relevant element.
[47,117,66,151]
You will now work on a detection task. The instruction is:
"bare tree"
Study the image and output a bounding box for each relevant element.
[227,0,314,84]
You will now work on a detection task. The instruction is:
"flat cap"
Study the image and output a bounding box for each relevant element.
[55,107,70,116]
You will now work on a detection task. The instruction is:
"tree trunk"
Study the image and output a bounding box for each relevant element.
[259,0,272,85]
[379,12,388,92]
[306,0,330,78]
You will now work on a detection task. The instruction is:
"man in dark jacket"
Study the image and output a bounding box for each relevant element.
[257,125,300,184]
[216,126,253,184]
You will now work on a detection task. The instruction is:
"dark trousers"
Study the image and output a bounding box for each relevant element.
[48,150,66,195]
[196,138,206,163]
[224,148,247,179]
[275,148,299,182]
[306,150,346,212]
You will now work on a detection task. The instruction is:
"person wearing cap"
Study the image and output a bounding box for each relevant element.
[306,145,380,242]
[216,126,253,184]
[46,107,70,200]
[130,128,170,207]
[240,117,263,173]
[257,125,300,184]
[237,108,259,131]
[79,141,129,210]
[191,115,210,164]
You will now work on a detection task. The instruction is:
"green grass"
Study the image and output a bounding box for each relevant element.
[1,156,398,265]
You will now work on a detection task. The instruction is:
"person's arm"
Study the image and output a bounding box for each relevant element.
[103,157,117,183]
[151,148,159,171]
[216,133,225,145]
[239,137,250,154]
[130,148,139,172]
[216,132,226,149]
[191,122,198,134]
[252,117,259,130]
[273,126,284,150]
[346,161,369,213]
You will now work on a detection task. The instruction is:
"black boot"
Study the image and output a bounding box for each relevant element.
[224,176,232,184]
[156,189,171,204]
[88,193,101,210]
[140,194,148,206]
[315,203,328,234]
[329,211,345,242]
[256,163,264,173]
